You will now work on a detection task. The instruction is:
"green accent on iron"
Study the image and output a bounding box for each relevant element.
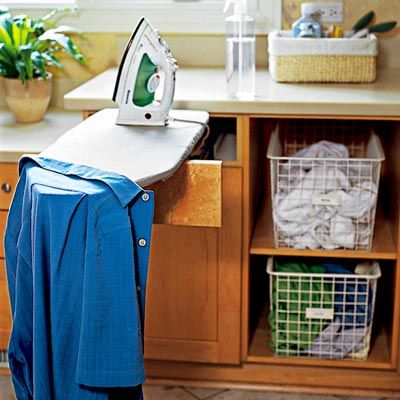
[133,53,157,107]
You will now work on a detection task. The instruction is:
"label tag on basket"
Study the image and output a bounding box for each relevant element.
[306,308,334,320]
[312,194,340,206]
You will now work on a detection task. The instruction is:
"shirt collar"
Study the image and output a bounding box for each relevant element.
[19,155,143,208]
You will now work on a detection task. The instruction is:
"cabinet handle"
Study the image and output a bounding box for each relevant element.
[1,183,12,193]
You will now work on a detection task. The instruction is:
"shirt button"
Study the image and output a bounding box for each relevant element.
[137,286,141,292]
[141,193,150,202]
[138,238,147,247]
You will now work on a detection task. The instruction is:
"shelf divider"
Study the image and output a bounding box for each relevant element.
[250,202,397,260]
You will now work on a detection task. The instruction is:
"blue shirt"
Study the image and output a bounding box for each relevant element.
[5,156,154,400]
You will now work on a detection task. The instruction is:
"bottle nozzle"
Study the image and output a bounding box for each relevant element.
[223,0,231,13]
[223,0,247,15]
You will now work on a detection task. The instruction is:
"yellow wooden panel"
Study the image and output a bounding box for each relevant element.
[148,161,222,227]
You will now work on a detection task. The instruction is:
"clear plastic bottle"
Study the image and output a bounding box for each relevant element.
[224,0,255,99]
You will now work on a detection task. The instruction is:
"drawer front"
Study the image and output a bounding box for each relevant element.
[0,259,11,349]
[0,163,18,210]
[148,160,222,228]
[0,211,6,258]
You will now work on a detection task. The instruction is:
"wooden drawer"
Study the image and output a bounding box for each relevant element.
[148,160,222,228]
[0,259,11,349]
[0,163,18,210]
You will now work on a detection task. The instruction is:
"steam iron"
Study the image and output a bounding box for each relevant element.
[113,18,178,126]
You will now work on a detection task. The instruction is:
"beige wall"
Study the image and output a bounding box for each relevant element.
[282,0,400,30]
[1,0,398,107]
[61,0,400,74]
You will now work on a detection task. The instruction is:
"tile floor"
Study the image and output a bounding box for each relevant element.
[0,376,397,400]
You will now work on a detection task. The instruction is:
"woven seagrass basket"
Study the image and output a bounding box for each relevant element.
[268,30,378,83]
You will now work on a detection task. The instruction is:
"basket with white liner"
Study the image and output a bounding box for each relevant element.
[268,30,378,83]
[267,120,385,251]
[267,257,381,360]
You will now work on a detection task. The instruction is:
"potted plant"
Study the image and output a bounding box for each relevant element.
[0,7,86,123]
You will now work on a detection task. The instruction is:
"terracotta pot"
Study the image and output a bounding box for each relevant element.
[2,74,52,123]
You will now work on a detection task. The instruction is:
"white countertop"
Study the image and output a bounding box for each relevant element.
[64,68,400,117]
[0,109,82,162]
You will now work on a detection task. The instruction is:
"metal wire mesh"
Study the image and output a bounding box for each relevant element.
[280,120,368,158]
[267,258,380,360]
[267,120,385,251]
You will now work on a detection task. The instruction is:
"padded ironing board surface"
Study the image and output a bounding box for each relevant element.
[40,108,209,186]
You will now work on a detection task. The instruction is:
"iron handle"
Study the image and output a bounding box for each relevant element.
[1,183,11,193]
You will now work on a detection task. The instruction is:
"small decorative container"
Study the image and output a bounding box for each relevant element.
[268,30,378,83]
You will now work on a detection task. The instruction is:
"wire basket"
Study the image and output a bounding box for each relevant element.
[267,257,381,360]
[267,120,385,251]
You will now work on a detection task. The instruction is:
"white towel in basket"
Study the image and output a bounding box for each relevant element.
[278,141,350,193]
[309,319,366,358]
[274,142,377,250]
[336,181,378,220]
[290,140,349,159]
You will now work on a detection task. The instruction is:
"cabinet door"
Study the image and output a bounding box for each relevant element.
[0,259,11,350]
[144,167,242,364]
[1,211,11,350]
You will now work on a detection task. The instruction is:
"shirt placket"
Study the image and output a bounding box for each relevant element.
[130,190,155,325]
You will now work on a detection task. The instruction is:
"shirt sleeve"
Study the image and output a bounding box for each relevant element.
[5,166,34,400]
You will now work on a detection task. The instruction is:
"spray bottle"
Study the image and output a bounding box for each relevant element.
[223,0,255,99]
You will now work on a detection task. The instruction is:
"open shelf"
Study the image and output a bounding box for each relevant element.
[250,202,397,260]
[247,305,392,370]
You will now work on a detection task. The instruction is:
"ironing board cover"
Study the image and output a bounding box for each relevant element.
[40,108,209,186]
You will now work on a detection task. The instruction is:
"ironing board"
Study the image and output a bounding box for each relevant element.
[40,108,209,187]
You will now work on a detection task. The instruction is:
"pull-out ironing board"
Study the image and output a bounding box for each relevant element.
[41,108,209,187]
[40,108,221,227]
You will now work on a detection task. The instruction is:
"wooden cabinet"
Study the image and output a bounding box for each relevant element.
[0,162,18,352]
[0,163,18,210]
[0,259,11,350]
[0,211,6,258]
[245,118,398,369]
[141,116,400,399]
[3,109,400,397]
[145,166,242,364]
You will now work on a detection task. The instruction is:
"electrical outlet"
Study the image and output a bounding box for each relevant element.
[314,3,343,23]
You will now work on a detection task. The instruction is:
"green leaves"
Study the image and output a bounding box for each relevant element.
[0,6,86,83]
[31,51,47,79]
[0,6,11,21]
[39,28,87,64]
[0,43,18,78]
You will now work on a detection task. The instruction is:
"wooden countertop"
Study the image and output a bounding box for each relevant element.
[64,68,400,118]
